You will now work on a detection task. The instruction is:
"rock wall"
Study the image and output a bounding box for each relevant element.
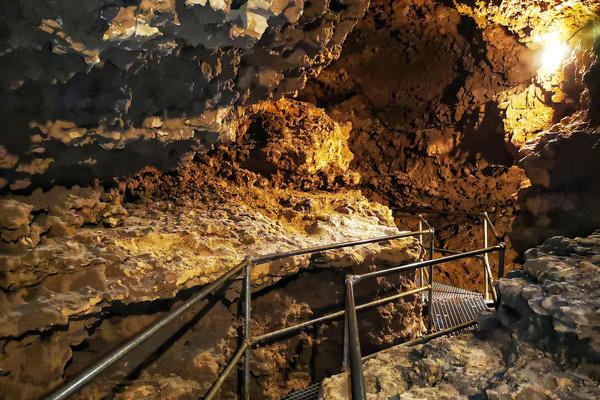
[0,175,424,399]
[488,232,600,378]
[321,333,600,399]
[296,0,600,256]
[2,0,600,252]
[297,0,533,213]
[0,101,428,399]
[0,0,369,193]
[511,116,600,253]
[296,0,533,283]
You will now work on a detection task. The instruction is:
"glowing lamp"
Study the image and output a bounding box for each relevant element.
[541,41,569,72]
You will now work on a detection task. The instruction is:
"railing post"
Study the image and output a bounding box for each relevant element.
[428,229,434,333]
[498,242,506,278]
[428,228,434,261]
[418,217,424,284]
[42,258,251,400]
[345,275,366,400]
[342,313,349,372]
[243,257,252,400]
[482,213,498,304]
[483,214,489,301]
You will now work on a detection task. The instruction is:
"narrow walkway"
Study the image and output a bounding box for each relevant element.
[280,281,488,400]
[279,383,322,400]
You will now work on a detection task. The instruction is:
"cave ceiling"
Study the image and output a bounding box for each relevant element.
[0,0,599,205]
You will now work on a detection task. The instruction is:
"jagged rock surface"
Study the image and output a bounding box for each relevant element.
[0,183,422,399]
[294,0,600,258]
[297,0,531,288]
[489,232,600,378]
[511,115,600,253]
[0,0,369,193]
[321,333,600,400]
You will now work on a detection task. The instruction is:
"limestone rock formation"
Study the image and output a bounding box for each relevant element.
[294,0,600,256]
[0,122,425,399]
[2,1,600,398]
[321,333,600,400]
[511,115,600,253]
[0,0,369,193]
[489,232,600,377]
[226,98,360,190]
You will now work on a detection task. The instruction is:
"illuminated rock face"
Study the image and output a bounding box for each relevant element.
[0,100,427,398]
[0,168,423,399]
[0,0,368,193]
[296,0,600,256]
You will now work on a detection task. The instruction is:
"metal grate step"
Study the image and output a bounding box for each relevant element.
[415,279,488,335]
[431,296,488,336]
[415,279,485,300]
[278,382,322,400]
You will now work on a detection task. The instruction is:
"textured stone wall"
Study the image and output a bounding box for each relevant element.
[490,232,600,378]
[0,0,369,193]
[0,100,428,399]
[297,0,600,255]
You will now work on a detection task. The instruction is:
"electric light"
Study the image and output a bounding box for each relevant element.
[541,41,569,72]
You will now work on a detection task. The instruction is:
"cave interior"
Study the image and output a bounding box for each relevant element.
[1,0,600,399]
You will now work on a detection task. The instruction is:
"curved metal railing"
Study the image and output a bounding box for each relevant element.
[344,243,506,400]
[394,209,506,301]
[43,230,428,400]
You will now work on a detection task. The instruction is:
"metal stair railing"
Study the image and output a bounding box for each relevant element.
[42,230,429,400]
[394,209,506,303]
[344,243,507,400]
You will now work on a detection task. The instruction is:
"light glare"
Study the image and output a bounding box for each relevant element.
[541,41,568,72]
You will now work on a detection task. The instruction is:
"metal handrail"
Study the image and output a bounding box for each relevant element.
[43,230,426,400]
[393,208,484,217]
[229,230,429,400]
[344,243,506,400]
[395,209,505,302]
[42,257,252,400]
